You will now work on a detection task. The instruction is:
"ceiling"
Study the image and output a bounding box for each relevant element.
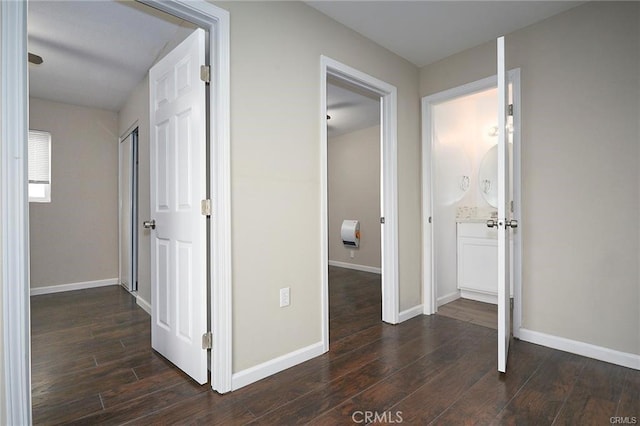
[28,0,582,126]
[28,1,194,111]
[322,1,582,137]
[307,1,583,68]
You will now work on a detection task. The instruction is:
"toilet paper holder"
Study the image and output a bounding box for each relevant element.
[341,220,360,248]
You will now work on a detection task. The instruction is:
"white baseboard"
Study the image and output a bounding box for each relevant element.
[329,260,381,274]
[232,341,325,390]
[30,278,119,296]
[136,295,152,315]
[399,305,423,322]
[519,328,640,371]
[460,290,498,305]
[437,291,460,307]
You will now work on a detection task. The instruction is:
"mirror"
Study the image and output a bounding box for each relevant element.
[478,144,511,208]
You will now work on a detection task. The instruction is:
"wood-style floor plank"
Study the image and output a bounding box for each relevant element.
[437,297,498,330]
[31,268,640,425]
[492,350,588,424]
[552,358,629,425]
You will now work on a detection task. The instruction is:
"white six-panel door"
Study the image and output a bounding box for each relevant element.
[497,36,512,373]
[149,28,208,384]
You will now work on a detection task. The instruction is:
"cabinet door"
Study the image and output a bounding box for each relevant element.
[458,236,498,295]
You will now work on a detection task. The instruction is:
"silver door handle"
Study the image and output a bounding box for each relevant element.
[143,219,156,230]
[487,219,517,229]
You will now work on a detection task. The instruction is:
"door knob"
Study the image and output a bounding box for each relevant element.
[486,219,498,228]
[143,219,156,230]
[506,219,518,229]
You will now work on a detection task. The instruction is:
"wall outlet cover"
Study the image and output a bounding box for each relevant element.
[279,287,290,307]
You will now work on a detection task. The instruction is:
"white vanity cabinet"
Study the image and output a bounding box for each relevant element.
[456,221,513,304]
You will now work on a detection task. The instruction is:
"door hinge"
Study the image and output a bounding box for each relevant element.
[510,200,514,213]
[380,217,385,224]
[428,216,432,224]
[201,199,212,216]
[200,65,211,83]
[508,104,514,116]
[202,332,213,350]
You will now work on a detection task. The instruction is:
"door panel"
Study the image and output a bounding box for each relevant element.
[119,135,132,291]
[119,130,138,293]
[149,28,208,384]
[497,36,511,373]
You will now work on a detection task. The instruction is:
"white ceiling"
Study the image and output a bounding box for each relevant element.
[28,0,194,111]
[27,0,583,123]
[307,1,583,68]
[321,1,582,137]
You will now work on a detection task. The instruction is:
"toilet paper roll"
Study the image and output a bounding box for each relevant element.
[341,220,360,248]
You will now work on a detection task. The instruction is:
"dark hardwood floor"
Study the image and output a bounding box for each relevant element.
[437,298,498,330]
[31,268,639,425]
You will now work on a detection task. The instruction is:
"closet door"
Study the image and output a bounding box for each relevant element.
[119,132,134,292]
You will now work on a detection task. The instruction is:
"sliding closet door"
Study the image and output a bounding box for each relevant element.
[119,129,138,292]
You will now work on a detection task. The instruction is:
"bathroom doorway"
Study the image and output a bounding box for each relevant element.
[422,71,522,335]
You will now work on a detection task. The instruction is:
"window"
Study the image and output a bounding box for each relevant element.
[28,130,51,202]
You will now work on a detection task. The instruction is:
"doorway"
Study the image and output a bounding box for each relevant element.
[422,71,522,335]
[326,78,382,341]
[0,0,231,422]
[320,56,399,351]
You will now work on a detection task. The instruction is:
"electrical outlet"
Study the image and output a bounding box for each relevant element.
[279,287,290,307]
[350,250,355,259]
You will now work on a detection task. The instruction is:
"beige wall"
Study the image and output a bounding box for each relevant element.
[29,98,119,288]
[118,76,151,305]
[328,125,381,269]
[215,1,421,372]
[421,1,640,355]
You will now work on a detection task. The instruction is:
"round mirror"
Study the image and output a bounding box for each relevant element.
[478,144,511,208]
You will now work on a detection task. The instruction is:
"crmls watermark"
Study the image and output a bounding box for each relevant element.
[611,417,638,424]
[351,410,403,424]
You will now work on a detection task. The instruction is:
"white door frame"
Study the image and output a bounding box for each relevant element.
[320,56,400,351]
[1,1,232,422]
[1,2,31,423]
[421,70,522,337]
[138,0,231,393]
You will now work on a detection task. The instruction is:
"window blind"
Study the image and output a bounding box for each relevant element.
[28,130,51,184]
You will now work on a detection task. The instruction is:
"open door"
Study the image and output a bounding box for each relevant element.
[147,28,208,384]
[496,36,515,373]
